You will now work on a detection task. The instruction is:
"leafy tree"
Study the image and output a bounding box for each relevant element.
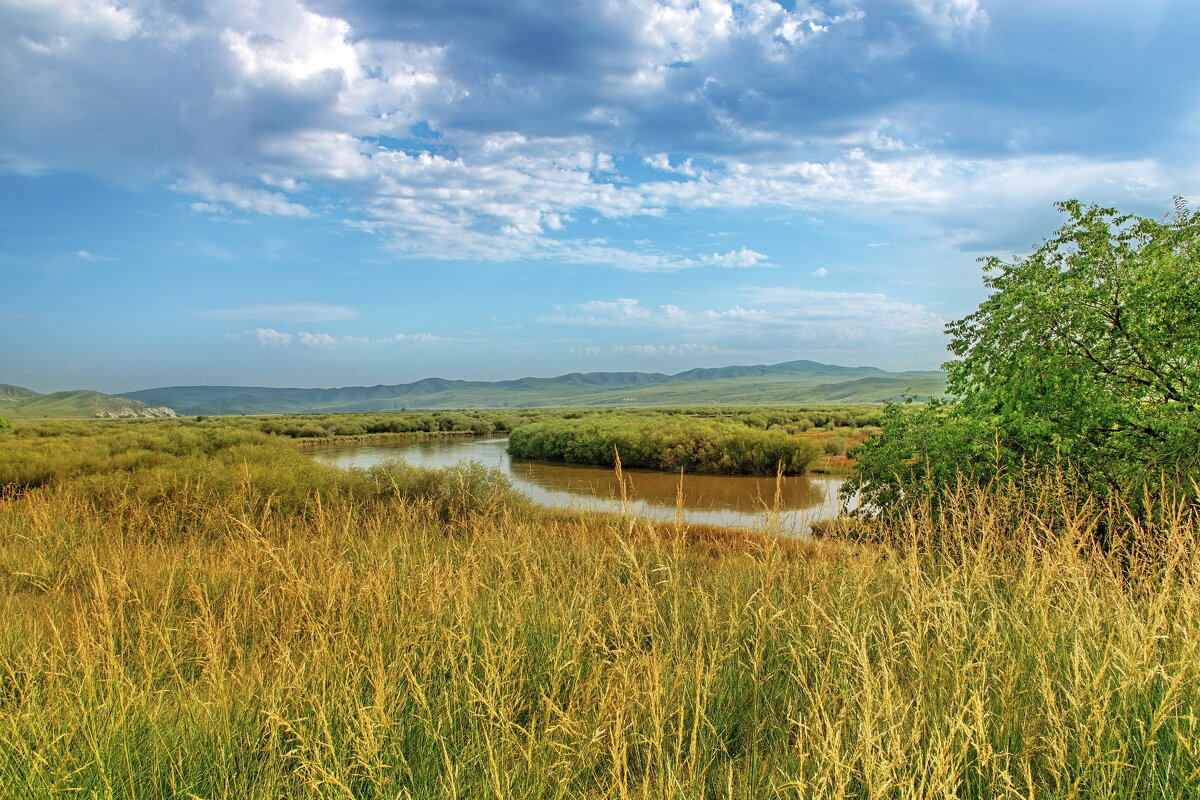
[949,198,1200,486]
[0,414,11,433]
[849,199,1200,514]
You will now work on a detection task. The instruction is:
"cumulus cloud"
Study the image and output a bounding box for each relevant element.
[576,298,652,320]
[296,331,348,347]
[252,327,294,347]
[700,247,768,268]
[1,0,1194,266]
[811,267,828,277]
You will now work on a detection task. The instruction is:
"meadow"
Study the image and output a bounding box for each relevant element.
[2,416,1198,798]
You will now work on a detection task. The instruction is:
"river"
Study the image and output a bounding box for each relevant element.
[308,436,846,537]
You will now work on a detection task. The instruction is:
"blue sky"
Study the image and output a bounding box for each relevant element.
[2,0,1197,393]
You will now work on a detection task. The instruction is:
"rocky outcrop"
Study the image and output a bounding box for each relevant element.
[93,404,177,419]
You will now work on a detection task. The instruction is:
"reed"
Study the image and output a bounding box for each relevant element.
[1,423,1199,798]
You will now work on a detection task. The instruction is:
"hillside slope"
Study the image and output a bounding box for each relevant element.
[0,386,177,419]
[122,360,946,414]
[0,384,41,402]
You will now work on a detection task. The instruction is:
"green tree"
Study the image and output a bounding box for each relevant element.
[848,199,1200,514]
[948,198,1200,486]
[0,414,11,433]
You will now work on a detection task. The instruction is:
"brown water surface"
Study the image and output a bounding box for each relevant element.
[308,436,845,536]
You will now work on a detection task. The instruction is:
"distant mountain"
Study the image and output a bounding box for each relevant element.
[0,386,176,419]
[121,360,946,415]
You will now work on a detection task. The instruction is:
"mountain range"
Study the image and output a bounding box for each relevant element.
[115,360,946,416]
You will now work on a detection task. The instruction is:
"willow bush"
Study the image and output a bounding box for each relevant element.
[508,414,822,475]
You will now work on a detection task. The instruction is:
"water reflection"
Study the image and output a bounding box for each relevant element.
[512,458,825,513]
[308,436,844,536]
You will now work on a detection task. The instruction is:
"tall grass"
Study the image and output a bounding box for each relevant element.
[1,424,1199,797]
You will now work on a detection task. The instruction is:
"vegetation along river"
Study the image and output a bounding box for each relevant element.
[308,436,845,536]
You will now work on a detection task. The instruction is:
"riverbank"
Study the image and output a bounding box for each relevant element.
[304,434,845,535]
[290,429,481,446]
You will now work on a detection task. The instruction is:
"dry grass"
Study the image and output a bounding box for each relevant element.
[1,441,1199,798]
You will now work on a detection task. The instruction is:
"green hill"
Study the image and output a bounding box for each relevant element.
[121,360,946,415]
[0,386,177,419]
[0,384,41,403]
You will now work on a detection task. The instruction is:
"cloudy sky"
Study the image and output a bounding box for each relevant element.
[2,0,1196,392]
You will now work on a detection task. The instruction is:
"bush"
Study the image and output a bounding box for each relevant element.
[823,436,848,457]
[508,415,821,475]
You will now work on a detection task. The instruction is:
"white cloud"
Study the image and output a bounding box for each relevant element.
[297,331,344,347]
[244,328,445,348]
[0,0,1189,269]
[910,0,989,41]
[700,247,768,268]
[388,333,441,343]
[173,176,312,218]
[295,331,445,347]
[577,298,652,319]
[811,267,828,277]
[252,327,293,347]
[200,303,358,322]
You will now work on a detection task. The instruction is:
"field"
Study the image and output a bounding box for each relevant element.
[2,417,1199,798]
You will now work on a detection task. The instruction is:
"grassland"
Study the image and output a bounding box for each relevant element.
[2,417,1199,798]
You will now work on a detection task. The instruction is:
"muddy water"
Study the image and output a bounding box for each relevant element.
[308,436,845,537]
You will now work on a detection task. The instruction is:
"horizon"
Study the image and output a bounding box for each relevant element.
[10,356,944,396]
[4,0,1197,394]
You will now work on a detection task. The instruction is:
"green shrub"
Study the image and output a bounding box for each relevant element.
[508,415,820,475]
[823,436,848,457]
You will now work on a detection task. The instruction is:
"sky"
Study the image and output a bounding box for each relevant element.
[2,0,1197,393]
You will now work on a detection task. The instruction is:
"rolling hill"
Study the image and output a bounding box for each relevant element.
[0,386,177,419]
[120,360,946,415]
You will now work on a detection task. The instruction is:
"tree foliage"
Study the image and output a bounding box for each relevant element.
[0,414,11,433]
[849,199,1200,514]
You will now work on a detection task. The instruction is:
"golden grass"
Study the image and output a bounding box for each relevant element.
[1,443,1199,797]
